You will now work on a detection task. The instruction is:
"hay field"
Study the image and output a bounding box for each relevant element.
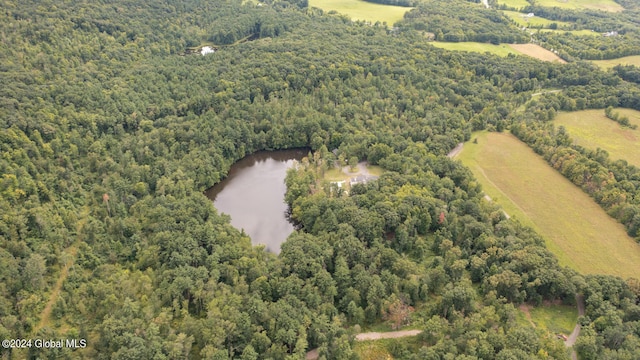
[591,55,640,69]
[508,43,567,63]
[457,131,640,279]
[309,0,411,26]
[555,109,640,167]
[535,0,623,12]
[502,11,572,28]
[496,0,531,9]
[430,42,521,57]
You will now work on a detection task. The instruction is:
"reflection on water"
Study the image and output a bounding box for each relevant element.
[204,149,307,253]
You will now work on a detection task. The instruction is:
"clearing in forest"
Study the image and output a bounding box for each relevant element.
[502,11,573,29]
[555,109,640,167]
[534,0,623,12]
[508,44,567,63]
[591,55,640,69]
[457,131,640,279]
[309,0,412,26]
[518,302,578,336]
[496,0,530,9]
[430,42,521,57]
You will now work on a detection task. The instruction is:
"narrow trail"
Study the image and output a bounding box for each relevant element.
[565,295,586,360]
[306,329,422,359]
[447,143,464,158]
[33,208,88,334]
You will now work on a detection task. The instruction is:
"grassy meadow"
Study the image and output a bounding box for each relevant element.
[502,11,572,28]
[536,29,599,36]
[534,0,623,12]
[518,303,578,335]
[309,0,411,26]
[555,109,640,167]
[496,0,531,9]
[457,131,640,279]
[430,42,521,57]
[591,55,640,69]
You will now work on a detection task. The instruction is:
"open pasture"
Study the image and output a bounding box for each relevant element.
[309,0,411,26]
[496,0,531,9]
[508,43,566,63]
[457,132,640,279]
[555,109,640,167]
[591,55,640,69]
[534,0,623,12]
[430,41,521,57]
[536,28,599,36]
[502,10,572,29]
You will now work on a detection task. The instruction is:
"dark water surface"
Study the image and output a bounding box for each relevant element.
[204,149,307,253]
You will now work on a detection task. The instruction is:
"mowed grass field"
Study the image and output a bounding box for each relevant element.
[536,28,599,36]
[309,0,411,26]
[431,42,521,57]
[508,44,567,63]
[535,0,623,12]
[496,0,530,9]
[457,132,640,279]
[555,109,640,167]
[502,11,572,28]
[591,55,640,69]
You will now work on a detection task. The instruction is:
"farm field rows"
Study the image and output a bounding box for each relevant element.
[555,109,640,167]
[457,131,640,279]
[591,55,640,69]
[309,0,411,26]
[507,43,566,63]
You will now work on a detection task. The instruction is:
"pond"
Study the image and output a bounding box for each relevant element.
[204,149,307,254]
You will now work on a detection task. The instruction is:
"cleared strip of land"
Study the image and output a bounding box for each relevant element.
[508,44,566,63]
[431,42,521,57]
[591,55,640,69]
[555,109,640,167]
[534,0,623,12]
[309,0,411,26]
[457,132,640,279]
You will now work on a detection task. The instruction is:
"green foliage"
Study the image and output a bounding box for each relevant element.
[400,0,528,44]
[1,0,639,358]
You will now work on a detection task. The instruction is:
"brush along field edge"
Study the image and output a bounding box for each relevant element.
[457,132,640,279]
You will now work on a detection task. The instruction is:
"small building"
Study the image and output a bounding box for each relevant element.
[604,31,618,37]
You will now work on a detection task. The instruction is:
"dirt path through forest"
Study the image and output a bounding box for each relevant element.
[33,208,88,334]
[306,329,422,359]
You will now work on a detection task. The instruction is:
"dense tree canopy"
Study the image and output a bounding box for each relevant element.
[1,0,639,359]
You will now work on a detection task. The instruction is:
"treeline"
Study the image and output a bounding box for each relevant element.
[519,5,640,60]
[399,0,528,44]
[511,92,640,242]
[1,0,639,358]
[605,106,636,129]
[362,0,417,8]
[576,276,640,360]
[613,64,640,84]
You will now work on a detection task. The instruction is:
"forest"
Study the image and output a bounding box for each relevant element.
[1,0,639,359]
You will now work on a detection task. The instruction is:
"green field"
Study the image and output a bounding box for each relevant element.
[457,131,640,279]
[555,109,640,167]
[518,303,578,335]
[309,0,412,26]
[431,42,521,57]
[591,55,640,69]
[534,0,623,12]
[536,28,599,36]
[502,11,572,29]
[496,0,531,9]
